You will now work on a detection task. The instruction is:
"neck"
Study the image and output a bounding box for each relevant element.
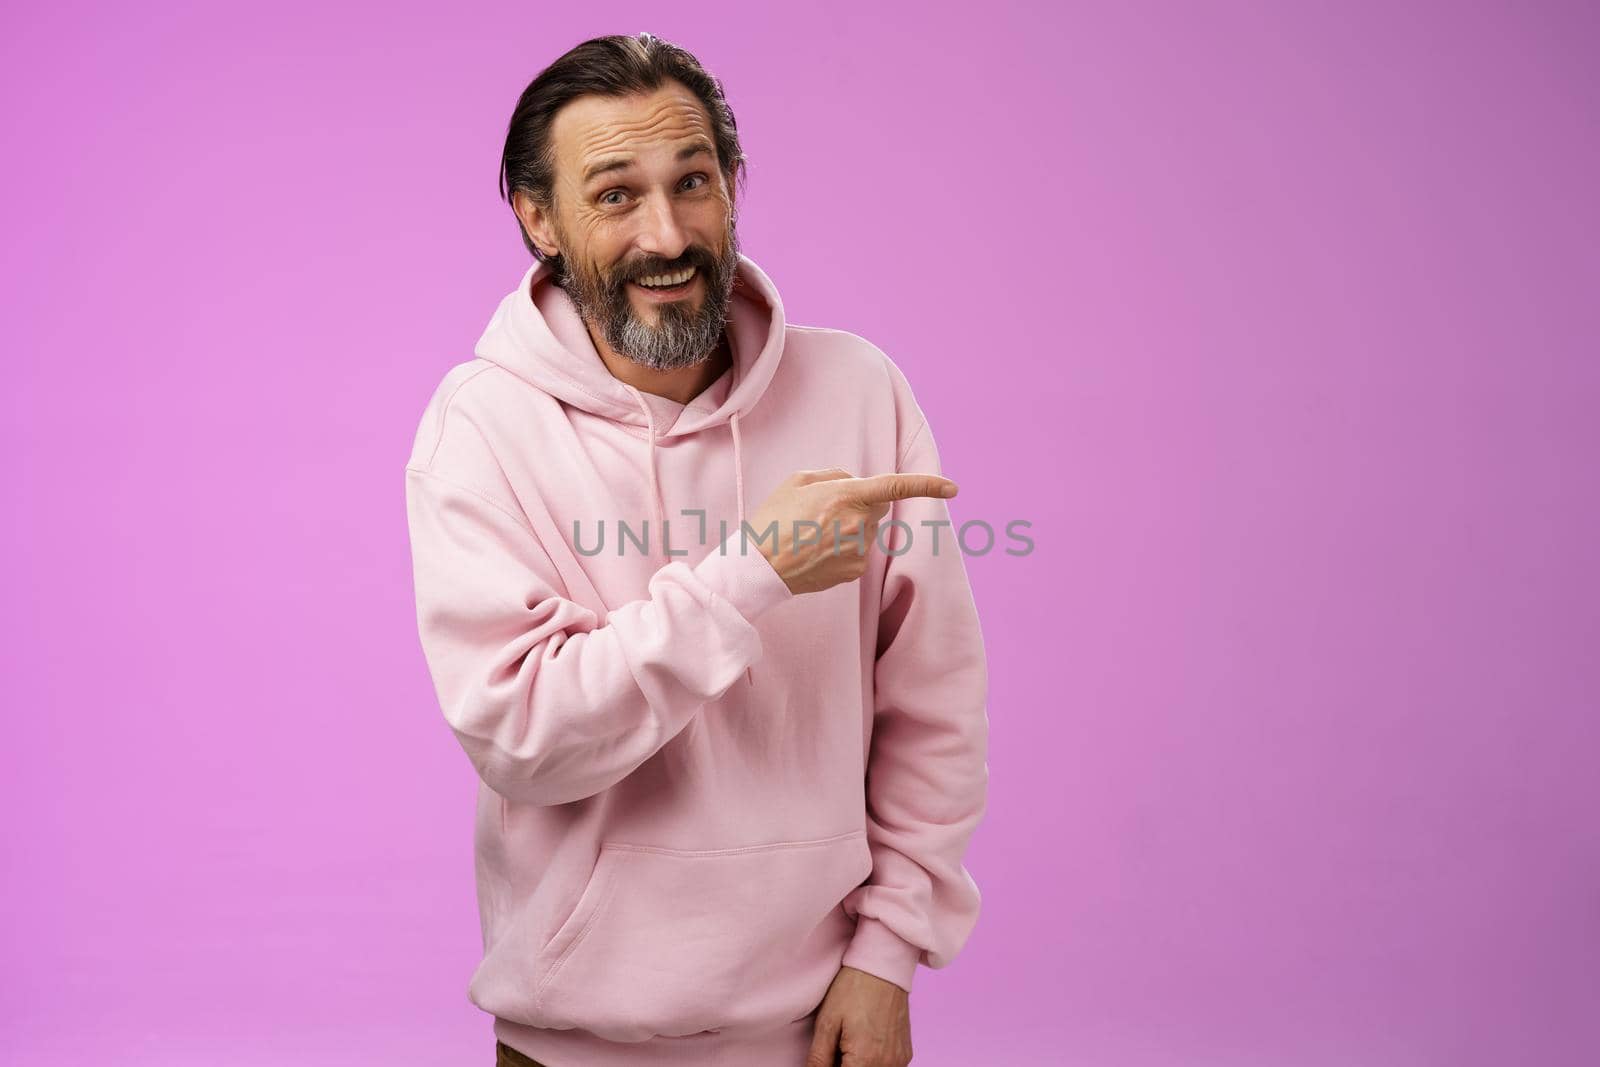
[588,328,732,405]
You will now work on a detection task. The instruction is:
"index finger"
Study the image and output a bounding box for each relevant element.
[843,472,959,505]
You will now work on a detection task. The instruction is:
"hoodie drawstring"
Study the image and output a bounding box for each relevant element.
[625,385,755,688]
[624,387,748,565]
[625,386,668,566]
[728,409,754,687]
[729,410,746,531]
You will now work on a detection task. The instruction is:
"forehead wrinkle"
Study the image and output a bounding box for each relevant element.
[567,98,713,186]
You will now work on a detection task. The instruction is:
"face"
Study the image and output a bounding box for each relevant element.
[523,81,741,372]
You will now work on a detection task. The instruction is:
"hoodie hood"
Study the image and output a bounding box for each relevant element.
[471,252,787,554]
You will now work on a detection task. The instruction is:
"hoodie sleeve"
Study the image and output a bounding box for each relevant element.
[404,464,794,807]
[837,407,991,995]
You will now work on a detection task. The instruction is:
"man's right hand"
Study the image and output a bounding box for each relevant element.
[743,468,959,595]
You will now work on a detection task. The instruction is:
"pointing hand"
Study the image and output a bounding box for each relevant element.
[743,468,959,595]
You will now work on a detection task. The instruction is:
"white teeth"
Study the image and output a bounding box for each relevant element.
[637,267,696,288]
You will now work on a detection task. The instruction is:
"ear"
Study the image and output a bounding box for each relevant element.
[512,189,560,257]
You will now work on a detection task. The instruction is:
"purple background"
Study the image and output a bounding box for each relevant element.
[4,2,1596,1064]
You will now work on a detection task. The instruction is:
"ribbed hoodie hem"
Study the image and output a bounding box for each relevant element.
[493,1010,818,1067]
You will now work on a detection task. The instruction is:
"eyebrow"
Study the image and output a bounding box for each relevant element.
[581,140,716,187]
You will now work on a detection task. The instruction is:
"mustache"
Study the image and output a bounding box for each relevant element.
[613,248,717,285]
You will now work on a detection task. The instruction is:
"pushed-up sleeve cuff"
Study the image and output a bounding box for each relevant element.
[691,530,794,622]
[840,915,923,995]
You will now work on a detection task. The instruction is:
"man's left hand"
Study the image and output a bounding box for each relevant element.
[804,965,913,1067]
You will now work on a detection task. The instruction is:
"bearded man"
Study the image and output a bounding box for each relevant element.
[404,31,989,1067]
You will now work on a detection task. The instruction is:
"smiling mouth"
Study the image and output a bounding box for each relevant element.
[630,265,699,295]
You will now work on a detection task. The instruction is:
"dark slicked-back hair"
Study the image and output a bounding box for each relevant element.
[498,32,748,265]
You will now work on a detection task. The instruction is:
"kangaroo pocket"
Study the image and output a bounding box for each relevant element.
[528,828,873,1043]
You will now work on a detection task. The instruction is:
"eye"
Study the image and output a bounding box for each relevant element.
[599,189,628,206]
[681,173,709,191]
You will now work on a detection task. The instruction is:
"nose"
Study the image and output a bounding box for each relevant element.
[634,188,691,264]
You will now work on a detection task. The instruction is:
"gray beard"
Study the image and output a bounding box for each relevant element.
[559,227,742,372]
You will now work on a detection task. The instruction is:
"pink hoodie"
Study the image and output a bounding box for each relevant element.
[404,251,989,1065]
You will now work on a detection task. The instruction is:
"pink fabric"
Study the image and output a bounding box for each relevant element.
[496,1009,820,1066]
[403,252,988,1058]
